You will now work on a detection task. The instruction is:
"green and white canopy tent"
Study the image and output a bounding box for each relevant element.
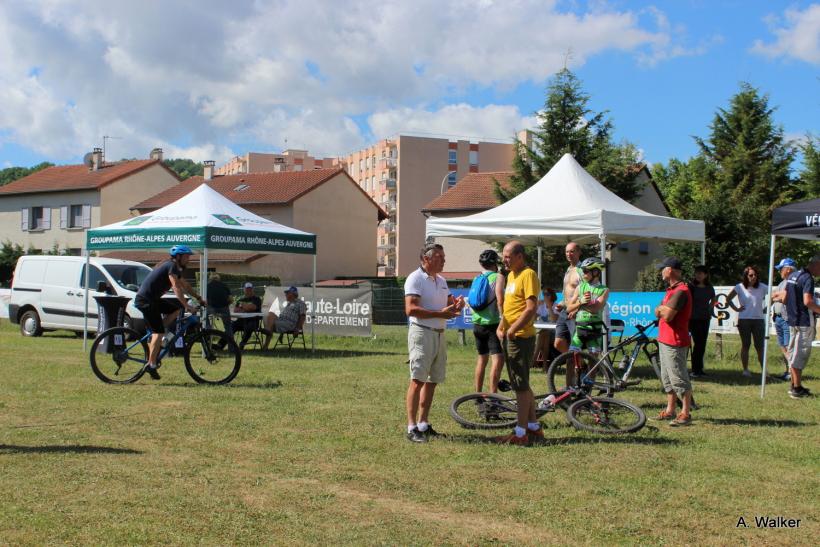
[83,183,318,349]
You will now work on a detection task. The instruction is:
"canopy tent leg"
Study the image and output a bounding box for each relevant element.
[761,235,777,398]
[201,248,208,322]
[701,242,706,265]
[599,234,607,286]
[537,246,542,281]
[311,255,316,354]
[83,250,90,352]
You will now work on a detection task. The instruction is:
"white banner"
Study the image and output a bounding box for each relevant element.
[712,285,774,335]
[0,288,9,319]
[264,286,372,337]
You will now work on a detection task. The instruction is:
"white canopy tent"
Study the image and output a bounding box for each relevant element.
[426,153,706,281]
[84,183,317,349]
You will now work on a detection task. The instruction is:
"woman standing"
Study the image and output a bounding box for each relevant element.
[726,266,768,377]
[687,265,716,378]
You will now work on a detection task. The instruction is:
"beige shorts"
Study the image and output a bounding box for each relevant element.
[408,323,447,384]
[787,326,814,370]
[659,342,691,397]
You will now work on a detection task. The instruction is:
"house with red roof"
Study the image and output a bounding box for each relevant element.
[0,148,180,255]
[128,165,387,284]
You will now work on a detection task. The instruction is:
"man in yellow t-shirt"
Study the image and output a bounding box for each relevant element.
[495,240,542,445]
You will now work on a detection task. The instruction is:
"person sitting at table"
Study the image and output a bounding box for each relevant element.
[262,286,307,350]
[534,285,559,368]
[231,282,262,349]
[206,273,234,338]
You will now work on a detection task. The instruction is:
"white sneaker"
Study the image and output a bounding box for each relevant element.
[741,369,752,377]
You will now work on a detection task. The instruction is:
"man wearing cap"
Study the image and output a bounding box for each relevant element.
[232,282,263,349]
[653,257,694,427]
[783,255,820,399]
[771,258,797,381]
[261,286,307,350]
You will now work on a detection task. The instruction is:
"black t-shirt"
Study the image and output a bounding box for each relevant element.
[235,295,262,312]
[785,268,815,327]
[207,280,232,308]
[687,283,716,321]
[136,261,183,301]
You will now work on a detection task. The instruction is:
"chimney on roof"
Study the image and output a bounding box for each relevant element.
[203,160,215,180]
[149,147,163,161]
[91,148,103,171]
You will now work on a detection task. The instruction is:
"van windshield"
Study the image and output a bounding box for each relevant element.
[103,264,152,292]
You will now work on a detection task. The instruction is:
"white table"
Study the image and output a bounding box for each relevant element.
[534,322,557,331]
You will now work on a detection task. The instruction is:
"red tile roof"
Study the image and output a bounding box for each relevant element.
[0,160,178,196]
[422,172,513,213]
[132,168,387,220]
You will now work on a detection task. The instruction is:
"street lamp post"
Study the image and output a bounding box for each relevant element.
[439,170,457,195]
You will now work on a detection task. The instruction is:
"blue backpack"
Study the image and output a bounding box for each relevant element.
[467,272,496,311]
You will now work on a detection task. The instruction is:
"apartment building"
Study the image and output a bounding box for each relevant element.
[215,150,339,176]
[341,135,515,276]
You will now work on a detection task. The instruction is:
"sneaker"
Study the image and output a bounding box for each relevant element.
[527,427,545,443]
[143,363,161,380]
[690,371,704,379]
[651,411,675,421]
[422,425,444,438]
[494,431,529,446]
[789,387,810,399]
[669,413,691,427]
[741,369,752,378]
[406,428,427,443]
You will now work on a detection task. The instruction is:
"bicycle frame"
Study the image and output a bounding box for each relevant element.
[120,312,201,366]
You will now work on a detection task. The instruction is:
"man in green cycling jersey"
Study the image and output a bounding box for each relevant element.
[565,257,609,354]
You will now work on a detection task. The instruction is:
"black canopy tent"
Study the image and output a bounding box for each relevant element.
[761,198,820,397]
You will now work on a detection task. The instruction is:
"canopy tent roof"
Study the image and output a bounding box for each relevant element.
[425,153,704,245]
[87,183,316,255]
[771,197,820,240]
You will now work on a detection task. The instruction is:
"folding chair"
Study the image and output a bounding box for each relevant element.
[272,329,306,351]
[235,316,265,350]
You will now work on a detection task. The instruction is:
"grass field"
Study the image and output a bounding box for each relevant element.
[0,320,818,545]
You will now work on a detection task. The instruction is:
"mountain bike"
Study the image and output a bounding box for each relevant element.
[449,385,646,435]
[89,307,241,385]
[545,321,660,404]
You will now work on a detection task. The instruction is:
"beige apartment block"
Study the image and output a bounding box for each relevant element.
[341,135,515,277]
[215,150,340,176]
[0,148,180,254]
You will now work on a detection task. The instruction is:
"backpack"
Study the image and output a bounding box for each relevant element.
[468,272,496,311]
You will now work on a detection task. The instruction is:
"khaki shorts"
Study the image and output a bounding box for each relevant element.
[504,336,535,392]
[408,323,447,384]
[659,342,691,397]
[787,326,814,370]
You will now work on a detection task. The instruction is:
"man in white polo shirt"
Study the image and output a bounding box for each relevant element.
[404,243,464,443]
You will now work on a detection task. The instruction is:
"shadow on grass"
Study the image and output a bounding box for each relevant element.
[690,369,799,387]
[0,444,142,455]
[444,432,680,447]
[241,348,404,360]
[700,418,815,427]
[156,380,284,389]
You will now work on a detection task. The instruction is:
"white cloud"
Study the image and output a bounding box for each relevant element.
[368,104,535,144]
[751,4,820,64]
[0,0,692,164]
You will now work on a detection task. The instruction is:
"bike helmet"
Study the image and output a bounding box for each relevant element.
[579,257,605,271]
[479,249,500,265]
[169,245,194,257]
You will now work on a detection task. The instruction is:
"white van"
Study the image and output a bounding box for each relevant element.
[9,255,153,336]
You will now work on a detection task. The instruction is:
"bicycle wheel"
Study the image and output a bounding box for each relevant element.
[449,393,518,430]
[566,397,646,434]
[184,329,241,385]
[89,327,147,384]
[546,351,614,404]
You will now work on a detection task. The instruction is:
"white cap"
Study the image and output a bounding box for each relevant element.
[243,282,254,289]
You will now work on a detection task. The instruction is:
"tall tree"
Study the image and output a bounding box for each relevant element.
[651,83,802,285]
[496,68,643,282]
[0,162,54,186]
[163,158,204,180]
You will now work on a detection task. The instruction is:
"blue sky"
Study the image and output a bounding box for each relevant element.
[0,0,817,171]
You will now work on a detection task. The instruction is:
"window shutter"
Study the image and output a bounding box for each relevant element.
[82,205,91,228]
[42,207,51,230]
[21,208,29,231]
[60,206,68,229]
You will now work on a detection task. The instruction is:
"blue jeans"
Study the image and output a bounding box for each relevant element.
[774,315,790,348]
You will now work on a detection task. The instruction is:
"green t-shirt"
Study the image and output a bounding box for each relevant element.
[575,279,607,327]
[471,271,500,326]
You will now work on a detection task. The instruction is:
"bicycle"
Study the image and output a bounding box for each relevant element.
[449,384,646,435]
[545,320,661,404]
[89,307,241,385]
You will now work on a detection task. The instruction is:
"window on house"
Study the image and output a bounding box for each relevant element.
[365,157,370,169]
[70,205,83,227]
[469,150,478,166]
[447,171,457,185]
[448,150,457,164]
[59,204,91,229]
[22,206,51,231]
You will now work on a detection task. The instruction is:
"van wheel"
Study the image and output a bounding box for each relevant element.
[20,310,43,337]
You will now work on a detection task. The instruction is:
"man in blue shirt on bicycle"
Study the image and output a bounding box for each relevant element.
[134,245,206,380]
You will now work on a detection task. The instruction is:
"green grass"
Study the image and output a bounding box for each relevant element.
[0,320,818,545]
